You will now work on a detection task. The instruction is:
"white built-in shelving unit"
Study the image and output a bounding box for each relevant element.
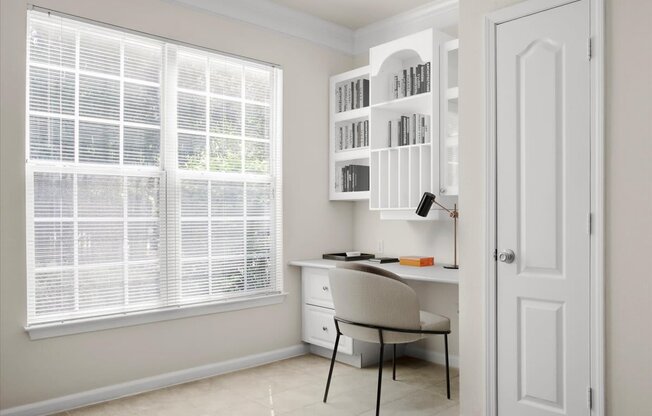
[329,66,370,201]
[328,30,459,219]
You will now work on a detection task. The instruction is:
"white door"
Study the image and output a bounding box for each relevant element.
[496,1,591,415]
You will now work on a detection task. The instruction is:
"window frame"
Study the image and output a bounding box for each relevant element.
[24,7,285,339]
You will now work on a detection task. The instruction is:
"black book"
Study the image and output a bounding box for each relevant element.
[356,79,361,106]
[402,116,409,145]
[362,79,370,107]
[350,81,355,109]
[349,165,370,192]
[423,64,427,93]
[364,120,369,147]
[369,257,399,264]
[410,67,415,96]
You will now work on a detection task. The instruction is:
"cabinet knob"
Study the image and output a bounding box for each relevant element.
[322,326,328,332]
[322,286,329,291]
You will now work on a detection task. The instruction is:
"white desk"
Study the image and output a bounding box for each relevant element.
[289,258,459,285]
[289,258,458,367]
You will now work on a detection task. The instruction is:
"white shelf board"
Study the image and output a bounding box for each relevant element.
[330,191,370,201]
[372,92,432,113]
[333,148,370,162]
[333,107,369,123]
[371,143,431,152]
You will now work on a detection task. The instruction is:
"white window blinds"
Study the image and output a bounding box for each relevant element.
[26,10,282,326]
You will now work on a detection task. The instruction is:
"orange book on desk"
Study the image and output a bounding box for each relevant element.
[399,256,434,267]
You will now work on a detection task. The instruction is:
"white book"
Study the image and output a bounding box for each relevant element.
[391,118,400,147]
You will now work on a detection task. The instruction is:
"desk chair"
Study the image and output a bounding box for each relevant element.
[323,263,451,416]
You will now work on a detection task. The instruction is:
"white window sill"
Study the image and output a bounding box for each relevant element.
[25,292,287,340]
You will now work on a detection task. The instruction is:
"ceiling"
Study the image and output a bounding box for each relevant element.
[269,0,437,29]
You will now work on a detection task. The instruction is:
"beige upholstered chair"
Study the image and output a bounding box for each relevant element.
[323,263,451,416]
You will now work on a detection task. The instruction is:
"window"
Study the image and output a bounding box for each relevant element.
[25,10,282,327]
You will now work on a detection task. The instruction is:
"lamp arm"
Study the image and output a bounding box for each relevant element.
[431,199,455,215]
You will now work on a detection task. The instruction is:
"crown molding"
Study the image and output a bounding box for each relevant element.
[167,0,458,56]
[166,0,355,54]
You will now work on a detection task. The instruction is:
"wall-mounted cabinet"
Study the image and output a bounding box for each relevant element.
[329,66,370,201]
[328,30,459,219]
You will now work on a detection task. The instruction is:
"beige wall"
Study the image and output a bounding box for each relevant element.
[0,0,356,409]
[458,0,652,415]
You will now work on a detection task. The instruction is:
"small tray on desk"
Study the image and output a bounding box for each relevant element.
[322,253,375,262]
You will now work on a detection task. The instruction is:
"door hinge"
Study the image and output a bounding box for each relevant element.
[588,387,593,409]
[493,249,498,261]
[588,37,592,60]
[588,213,592,234]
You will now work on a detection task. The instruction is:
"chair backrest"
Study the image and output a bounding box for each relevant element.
[328,264,422,344]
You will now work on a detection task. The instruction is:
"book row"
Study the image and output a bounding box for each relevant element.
[335,78,369,113]
[389,62,431,100]
[387,114,431,147]
[336,120,369,151]
[340,164,369,193]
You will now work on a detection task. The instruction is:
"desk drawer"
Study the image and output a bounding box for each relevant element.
[303,305,352,355]
[302,267,334,309]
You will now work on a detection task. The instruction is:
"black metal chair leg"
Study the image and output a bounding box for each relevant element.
[444,333,451,400]
[323,331,340,403]
[392,344,396,381]
[376,330,384,416]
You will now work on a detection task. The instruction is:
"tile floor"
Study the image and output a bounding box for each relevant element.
[57,354,459,415]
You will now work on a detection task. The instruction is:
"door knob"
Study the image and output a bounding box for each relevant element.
[498,249,515,263]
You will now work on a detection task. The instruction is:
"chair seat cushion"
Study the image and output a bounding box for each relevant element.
[420,310,450,332]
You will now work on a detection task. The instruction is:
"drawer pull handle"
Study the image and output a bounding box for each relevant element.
[322,286,329,291]
[322,326,328,332]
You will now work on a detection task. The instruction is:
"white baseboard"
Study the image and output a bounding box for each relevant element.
[0,344,309,416]
[404,345,460,369]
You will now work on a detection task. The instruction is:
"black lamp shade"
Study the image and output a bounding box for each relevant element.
[415,192,436,217]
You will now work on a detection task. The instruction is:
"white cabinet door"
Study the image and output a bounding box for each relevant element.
[496,1,591,415]
[303,305,353,355]
[303,267,334,309]
[439,39,459,197]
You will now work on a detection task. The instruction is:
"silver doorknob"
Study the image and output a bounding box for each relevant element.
[498,249,515,263]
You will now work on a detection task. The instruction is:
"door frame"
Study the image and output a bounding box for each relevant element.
[484,0,605,415]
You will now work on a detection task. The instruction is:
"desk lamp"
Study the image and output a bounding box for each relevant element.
[415,192,459,269]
